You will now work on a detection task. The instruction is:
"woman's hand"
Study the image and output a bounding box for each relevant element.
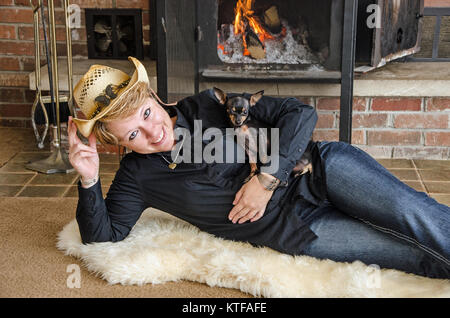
[228,175,274,224]
[68,116,99,184]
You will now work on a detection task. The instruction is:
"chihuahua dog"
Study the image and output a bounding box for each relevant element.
[213,87,313,183]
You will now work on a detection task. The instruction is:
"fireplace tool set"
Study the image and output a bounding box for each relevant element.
[27,0,75,174]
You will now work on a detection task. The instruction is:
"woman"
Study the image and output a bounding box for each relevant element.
[69,57,450,279]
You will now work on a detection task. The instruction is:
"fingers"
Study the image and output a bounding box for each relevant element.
[229,194,260,224]
[228,204,242,222]
[250,210,264,222]
[67,116,80,146]
[228,200,259,224]
[88,132,97,148]
[233,188,243,205]
[71,141,97,154]
[230,207,250,224]
[229,176,270,224]
[237,209,261,224]
[68,146,96,165]
[71,150,98,161]
[230,206,262,224]
[68,118,97,153]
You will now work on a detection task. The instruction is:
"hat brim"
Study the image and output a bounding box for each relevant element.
[73,56,150,138]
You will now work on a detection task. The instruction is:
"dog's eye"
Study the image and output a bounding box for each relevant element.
[243,109,248,115]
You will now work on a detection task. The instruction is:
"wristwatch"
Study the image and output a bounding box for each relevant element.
[257,172,280,191]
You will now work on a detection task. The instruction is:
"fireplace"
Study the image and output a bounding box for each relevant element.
[154,0,424,142]
[154,0,423,85]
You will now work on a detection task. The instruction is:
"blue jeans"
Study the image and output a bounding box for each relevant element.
[301,141,450,279]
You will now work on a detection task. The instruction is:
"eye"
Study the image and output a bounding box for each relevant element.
[129,130,138,141]
[144,107,151,119]
[243,109,248,115]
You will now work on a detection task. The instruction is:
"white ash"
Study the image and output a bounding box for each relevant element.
[217,21,321,65]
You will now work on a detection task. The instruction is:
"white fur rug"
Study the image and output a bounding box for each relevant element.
[57,208,450,298]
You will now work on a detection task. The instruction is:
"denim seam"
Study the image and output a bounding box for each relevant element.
[353,216,450,267]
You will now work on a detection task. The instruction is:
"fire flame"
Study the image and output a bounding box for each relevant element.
[233,0,274,56]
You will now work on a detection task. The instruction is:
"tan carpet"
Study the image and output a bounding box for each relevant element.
[0,197,250,298]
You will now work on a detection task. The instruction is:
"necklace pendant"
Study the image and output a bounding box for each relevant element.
[168,163,177,169]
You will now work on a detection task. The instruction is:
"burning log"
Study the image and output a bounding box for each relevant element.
[263,6,281,34]
[245,27,265,59]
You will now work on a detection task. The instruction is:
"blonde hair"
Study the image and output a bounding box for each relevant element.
[92,81,153,146]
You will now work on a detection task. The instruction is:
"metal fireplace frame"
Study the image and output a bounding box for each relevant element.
[155,0,359,144]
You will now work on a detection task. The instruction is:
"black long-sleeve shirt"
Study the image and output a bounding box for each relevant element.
[76,88,327,256]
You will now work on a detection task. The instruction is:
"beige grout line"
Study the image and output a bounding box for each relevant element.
[14,173,37,198]
[61,186,72,198]
[61,174,80,197]
[0,171,37,174]
[411,160,429,193]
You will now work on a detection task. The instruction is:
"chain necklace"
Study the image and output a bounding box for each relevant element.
[160,131,187,169]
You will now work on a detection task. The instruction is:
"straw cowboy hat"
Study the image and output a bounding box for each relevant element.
[72,56,149,138]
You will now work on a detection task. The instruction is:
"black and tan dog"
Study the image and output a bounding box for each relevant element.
[213,87,312,183]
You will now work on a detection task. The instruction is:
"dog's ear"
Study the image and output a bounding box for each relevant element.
[250,90,264,107]
[213,87,227,105]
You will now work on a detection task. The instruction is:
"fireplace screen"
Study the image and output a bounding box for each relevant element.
[195,0,344,80]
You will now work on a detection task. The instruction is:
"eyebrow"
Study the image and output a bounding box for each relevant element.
[120,106,145,142]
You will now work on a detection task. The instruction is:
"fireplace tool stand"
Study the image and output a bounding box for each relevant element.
[27,0,75,174]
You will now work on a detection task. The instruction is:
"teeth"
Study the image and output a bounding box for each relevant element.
[154,130,164,143]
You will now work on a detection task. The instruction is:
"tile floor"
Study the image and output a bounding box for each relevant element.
[0,152,449,205]
[0,151,119,198]
[0,128,449,206]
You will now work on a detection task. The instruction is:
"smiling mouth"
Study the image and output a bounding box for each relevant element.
[152,127,165,145]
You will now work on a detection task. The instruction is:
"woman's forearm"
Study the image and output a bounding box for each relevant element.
[76,178,115,244]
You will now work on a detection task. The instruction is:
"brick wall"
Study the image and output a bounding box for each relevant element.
[0,0,150,127]
[307,96,450,159]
